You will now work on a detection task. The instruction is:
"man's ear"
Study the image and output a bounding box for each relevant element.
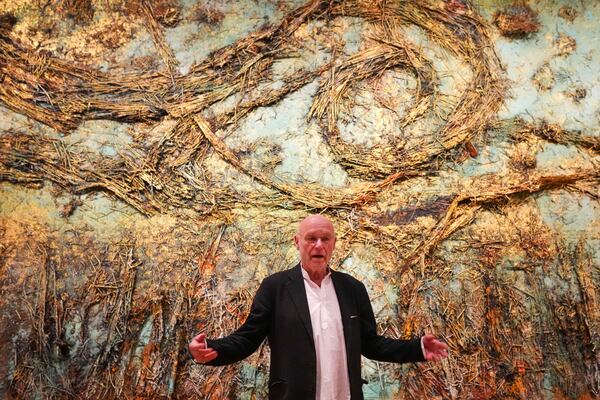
[293,235,300,250]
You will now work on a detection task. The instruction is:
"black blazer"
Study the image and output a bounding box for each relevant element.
[205,264,424,399]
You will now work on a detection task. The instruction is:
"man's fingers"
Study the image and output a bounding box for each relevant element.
[189,333,208,354]
[432,341,448,353]
[192,333,206,343]
[430,346,448,357]
[189,339,206,350]
[191,346,215,356]
[437,349,448,358]
[189,332,218,363]
[423,334,449,362]
[190,344,204,352]
[191,348,219,363]
[203,350,218,362]
[435,340,448,351]
[424,335,449,352]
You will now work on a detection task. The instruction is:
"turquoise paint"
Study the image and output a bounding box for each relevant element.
[536,142,592,170]
[536,191,599,240]
[131,316,155,365]
[455,145,508,177]
[342,17,364,55]
[167,0,296,74]
[493,1,600,131]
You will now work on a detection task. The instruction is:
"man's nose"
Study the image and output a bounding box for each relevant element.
[314,239,324,248]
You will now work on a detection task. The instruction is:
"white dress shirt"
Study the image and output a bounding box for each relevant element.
[301,267,351,400]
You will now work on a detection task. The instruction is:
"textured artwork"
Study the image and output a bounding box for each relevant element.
[0,0,598,399]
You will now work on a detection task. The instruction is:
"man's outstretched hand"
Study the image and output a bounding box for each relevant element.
[422,334,448,362]
[189,333,219,363]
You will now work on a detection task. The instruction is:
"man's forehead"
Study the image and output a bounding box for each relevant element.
[302,227,334,236]
[297,215,335,235]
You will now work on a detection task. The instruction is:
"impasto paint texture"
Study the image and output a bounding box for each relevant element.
[0,1,598,398]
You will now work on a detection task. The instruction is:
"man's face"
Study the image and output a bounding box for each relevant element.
[294,216,336,271]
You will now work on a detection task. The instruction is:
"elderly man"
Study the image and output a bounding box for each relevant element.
[189,215,448,400]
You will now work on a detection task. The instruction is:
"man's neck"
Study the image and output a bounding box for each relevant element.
[301,264,329,287]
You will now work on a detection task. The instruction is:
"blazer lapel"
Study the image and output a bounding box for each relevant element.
[286,264,314,344]
[331,270,353,359]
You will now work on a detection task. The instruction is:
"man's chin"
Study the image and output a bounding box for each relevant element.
[306,258,327,268]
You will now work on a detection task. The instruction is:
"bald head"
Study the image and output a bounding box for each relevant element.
[297,214,335,237]
[294,215,336,273]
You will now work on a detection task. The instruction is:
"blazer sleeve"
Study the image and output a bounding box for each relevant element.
[357,281,425,364]
[203,278,273,366]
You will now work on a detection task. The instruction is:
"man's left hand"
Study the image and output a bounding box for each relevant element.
[422,334,448,362]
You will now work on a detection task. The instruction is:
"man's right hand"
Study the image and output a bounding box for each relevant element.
[189,333,219,363]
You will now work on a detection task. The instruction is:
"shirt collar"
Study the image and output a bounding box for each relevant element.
[300,263,331,283]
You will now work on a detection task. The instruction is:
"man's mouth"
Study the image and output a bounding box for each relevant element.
[311,255,325,259]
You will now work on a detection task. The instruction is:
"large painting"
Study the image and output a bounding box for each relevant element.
[0,0,598,398]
